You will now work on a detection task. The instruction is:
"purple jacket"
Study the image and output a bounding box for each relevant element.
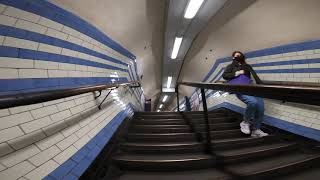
[227,74,252,85]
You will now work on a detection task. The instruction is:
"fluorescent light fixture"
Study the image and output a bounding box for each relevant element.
[162,88,175,93]
[184,0,204,19]
[110,72,119,78]
[171,37,183,59]
[162,95,168,103]
[166,76,172,88]
[159,104,163,109]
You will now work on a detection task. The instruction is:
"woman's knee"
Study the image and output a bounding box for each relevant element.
[246,97,259,106]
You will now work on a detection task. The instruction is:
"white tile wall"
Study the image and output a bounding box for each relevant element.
[15,19,47,34]
[0,161,35,180]
[0,68,19,79]
[0,112,34,130]
[4,6,40,23]
[0,143,14,157]
[24,160,59,180]
[0,14,17,26]
[0,145,40,168]
[8,130,46,150]
[53,145,77,164]
[0,57,34,69]
[28,145,61,166]
[0,4,141,179]
[3,36,39,51]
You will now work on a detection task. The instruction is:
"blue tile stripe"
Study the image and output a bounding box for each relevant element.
[256,68,320,74]
[208,102,320,141]
[0,77,128,95]
[251,58,320,67]
[0,0,135,59]
[0,46,128,72]
[202,39,320,83]
[45,104,134,180]
[0,25,128,66]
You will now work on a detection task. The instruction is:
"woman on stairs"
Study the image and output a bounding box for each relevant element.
[222,51,269,138]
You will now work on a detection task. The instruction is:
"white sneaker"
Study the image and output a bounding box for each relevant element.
[240,121,251,135]
[251,129,269,138]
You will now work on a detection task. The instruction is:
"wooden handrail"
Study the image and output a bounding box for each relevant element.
[178,81,320,106]
[0,81,140,109]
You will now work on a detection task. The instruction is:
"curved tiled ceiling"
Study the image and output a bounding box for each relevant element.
[49,0,166,109]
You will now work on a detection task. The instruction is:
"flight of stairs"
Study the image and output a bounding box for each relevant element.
[83,108,320,180]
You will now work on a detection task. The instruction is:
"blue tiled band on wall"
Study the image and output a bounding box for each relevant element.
[202,39,320,83]
[0,0,136,59]
[208,102,320,141]
[0,77,128,95]
[0,46,128,72]
[44,104,134,180]
[0,25,128,66]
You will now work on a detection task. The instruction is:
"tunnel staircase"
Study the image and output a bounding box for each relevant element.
[83,108,320,180]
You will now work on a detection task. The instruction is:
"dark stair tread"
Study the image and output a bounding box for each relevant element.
[122,142,202,147]
[128,132,195,136]
[131,122,238,128]
[215,142,296,156]
[113,153,214,162]
[224,151,320,176]
[135,117,237,121]
[118,169,231,180]
[274,166,320,180]
[212,136,268,143]
[131,124,189,128]
[126,133,198,142]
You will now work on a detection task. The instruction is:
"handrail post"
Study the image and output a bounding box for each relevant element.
[98,89,113,110]
[201,88,212,153]
[176,85,180,112]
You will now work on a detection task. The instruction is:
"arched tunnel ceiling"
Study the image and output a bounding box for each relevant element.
[49,0,166,109]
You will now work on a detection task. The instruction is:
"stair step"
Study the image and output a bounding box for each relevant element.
[113,153,216,171]
[136,113,230,120]
[194,122,239,131]
[118,168,231,180]
[131,124,189,129]
[201,129,245,139]
[133,120,187,125]
[212,135,276,149]
[273,166,320,180]
[134,109,229,116]
[223,151,320,179]
[120,142,205,154]
[133,117,238,124]
[129,122,239,133]
[129,127,192,133]
[127,133,198,142]
[216,142,297,163]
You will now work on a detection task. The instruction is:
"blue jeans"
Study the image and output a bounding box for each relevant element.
[236,94,265,130]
